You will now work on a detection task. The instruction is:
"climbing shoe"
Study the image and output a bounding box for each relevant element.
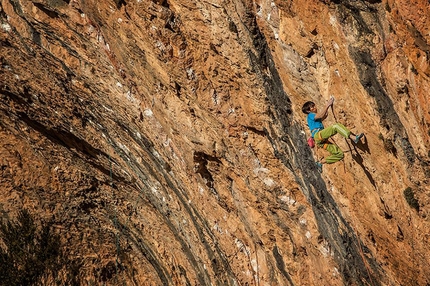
[354,133,364,144]
[316,162,323,173]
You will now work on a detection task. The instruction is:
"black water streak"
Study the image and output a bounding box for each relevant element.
[241,7,382,286]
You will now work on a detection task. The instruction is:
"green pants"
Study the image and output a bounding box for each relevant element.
[314,123,351,164]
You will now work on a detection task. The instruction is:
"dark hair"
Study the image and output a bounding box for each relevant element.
[302,101,315,114]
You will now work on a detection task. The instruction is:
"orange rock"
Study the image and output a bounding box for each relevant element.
[0,0,429,285]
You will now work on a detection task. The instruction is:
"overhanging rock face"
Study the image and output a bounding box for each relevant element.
[0,0,429,285]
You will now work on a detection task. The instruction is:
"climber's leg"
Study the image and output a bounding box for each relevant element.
[324,143,344,164]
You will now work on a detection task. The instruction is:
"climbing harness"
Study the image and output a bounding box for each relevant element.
[314,131,330,150]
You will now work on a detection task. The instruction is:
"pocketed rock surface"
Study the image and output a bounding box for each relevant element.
[0,0,429,285]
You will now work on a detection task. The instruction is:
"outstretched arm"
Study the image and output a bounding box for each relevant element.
[314,97,334,121]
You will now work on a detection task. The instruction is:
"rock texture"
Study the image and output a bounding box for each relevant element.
[0,0,429,285]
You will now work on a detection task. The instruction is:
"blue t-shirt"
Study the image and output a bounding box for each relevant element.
[307,113,324,137]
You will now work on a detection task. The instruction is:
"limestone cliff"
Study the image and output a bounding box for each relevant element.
[0,0,429,285]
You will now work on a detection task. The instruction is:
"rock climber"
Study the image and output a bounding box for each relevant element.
[302,97,363,172]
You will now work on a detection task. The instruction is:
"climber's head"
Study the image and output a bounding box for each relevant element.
[302,101,316,114]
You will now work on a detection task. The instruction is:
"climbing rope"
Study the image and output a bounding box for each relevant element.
[351,224,375,286]
[327,75,373,284]
[330,96,350,172]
